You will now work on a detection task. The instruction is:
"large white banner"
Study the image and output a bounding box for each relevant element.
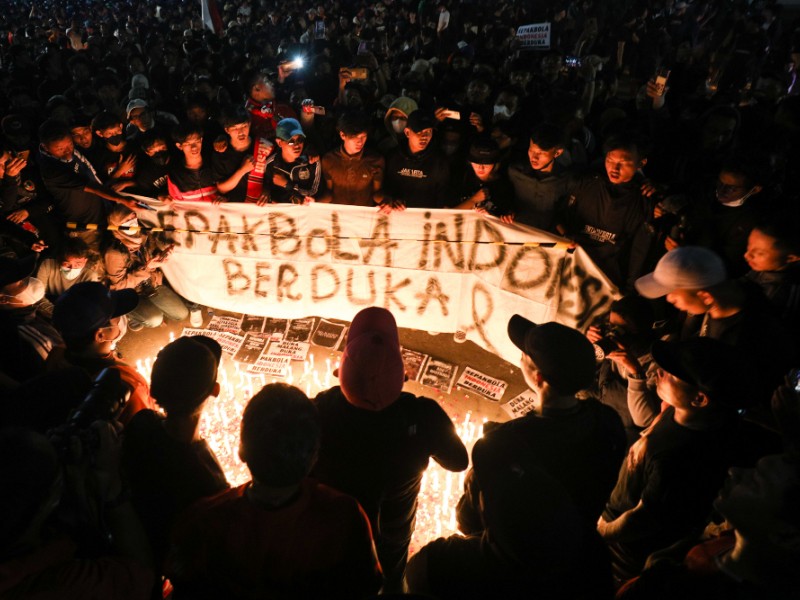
[135,202,617,365]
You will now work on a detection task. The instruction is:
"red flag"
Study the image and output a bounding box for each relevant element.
[201,0,223,34]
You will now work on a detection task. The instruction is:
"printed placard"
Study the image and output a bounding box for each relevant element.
[401,347,429,382]
[419,359,457,394]
[180,327,209,338]
[248,355,292,377]
[203,330,245,355]
[240,314,266,333]
[233,334,271,364]
[312,318,348,348]
[501,389,538,419]
[516,22,551,49]
[267,340,311,361]
[456,366,508,401]
[262,317,289,340]
[286,317,314,342]
[207,315,242,333]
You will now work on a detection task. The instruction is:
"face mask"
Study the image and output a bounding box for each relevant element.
[391,118,406,133]
[493,104,513,118]
[0,277,46,308]
[716,188,755,207]
[60,266,83,280]
[106,133,125,145]
[109,315,128,349]
[151,151,169,165]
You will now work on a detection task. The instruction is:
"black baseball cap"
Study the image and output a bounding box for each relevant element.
[53,282,139,338]
[508,315,596,395]
[406,110,436,133]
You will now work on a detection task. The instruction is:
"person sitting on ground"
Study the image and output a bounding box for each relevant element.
[102,204,188,330]
[122,336,229,575]
[310,306,469,592]
[36,236,102,303]
[167,383,383,599]
[48,280,155,426]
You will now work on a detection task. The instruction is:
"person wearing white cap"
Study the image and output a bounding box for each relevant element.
[635,246,796,415]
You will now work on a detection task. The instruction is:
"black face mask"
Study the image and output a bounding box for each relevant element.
[106,134,125,145]
[151,151,169,165]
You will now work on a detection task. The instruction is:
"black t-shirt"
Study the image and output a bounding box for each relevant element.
[211,143,250,203]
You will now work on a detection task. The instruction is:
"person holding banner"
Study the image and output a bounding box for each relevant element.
[212,105,275,205]
[320,110,385,207]
[167,122,223,204]
[264,118,322,205]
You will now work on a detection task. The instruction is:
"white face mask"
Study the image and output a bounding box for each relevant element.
[103,315,128,350]
[60,266,83,280]
[391,118,407,133]
[0,277,46,307]
[716,188,756,207]
[493,104,513,118]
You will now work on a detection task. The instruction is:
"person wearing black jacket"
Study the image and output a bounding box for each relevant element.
[558,133,656,291]
[382,110,451,210]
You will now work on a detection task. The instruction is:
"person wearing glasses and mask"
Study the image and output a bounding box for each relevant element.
[264,118,321,204]
[661,159,767,278]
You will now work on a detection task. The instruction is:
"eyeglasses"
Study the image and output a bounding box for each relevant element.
[286,136,305,146]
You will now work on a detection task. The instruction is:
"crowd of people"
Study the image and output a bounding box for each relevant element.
[1,0,800,597]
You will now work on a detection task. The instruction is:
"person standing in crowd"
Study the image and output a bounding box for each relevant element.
[242,70,297,140]
[38,119,137,249]
[167,122,221,203]
[584,295,661,446]
[167,383,383,599]
[598,338,750,583]
[451,136,515,221]
[212,104,274,204]
[508,122,576,232]
[264,118,322,204]
[558,132,656,291]
[311,307,468,592]
[457,316,626,534]
[383,110,452,210]
[742,212,800,330]
[635,246,797,418]
[131,129,172,199]
[122,336,229,577]
[320,111,385,207]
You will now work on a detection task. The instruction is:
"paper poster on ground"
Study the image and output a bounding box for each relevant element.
[312,319,348,348]
[502,389,538,419]
[233,334,271,364]
[456,366,508,401]
[203,330,245,355]
[240,315,266,333]
[262,317,289,340]
[401,347,429,382]
[286,318,314,342]
[267,340,311,361]
[207,315,242,333]
[419,359,458,394]
[248,354,292,377]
